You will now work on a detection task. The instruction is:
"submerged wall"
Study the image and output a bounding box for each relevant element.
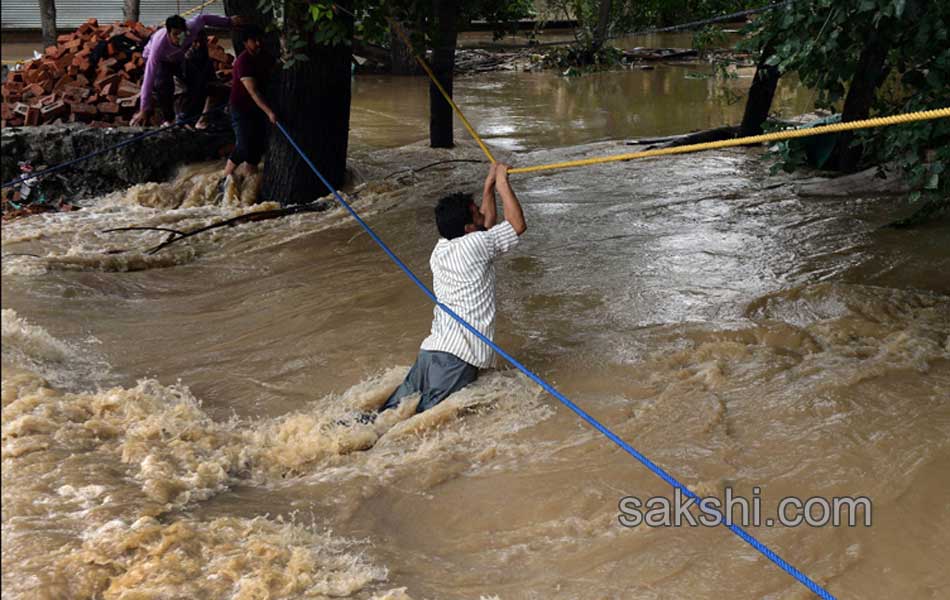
[1,124,233,202]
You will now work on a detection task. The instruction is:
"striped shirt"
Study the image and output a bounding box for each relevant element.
[420,221,520,368]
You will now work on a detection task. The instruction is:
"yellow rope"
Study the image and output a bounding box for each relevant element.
[386,18,496,163]
[370,6,947,176]
[509,107,950,174]
[363,3,947,176]
[181,0,219,18]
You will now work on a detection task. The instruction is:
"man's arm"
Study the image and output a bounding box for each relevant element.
[188,14,235,31]
[131,49,161,125]
[495,164,526,235]
[241,77,277,123]
[480,163,498,229]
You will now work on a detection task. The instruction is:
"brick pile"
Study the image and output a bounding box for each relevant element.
[1,18,234,128]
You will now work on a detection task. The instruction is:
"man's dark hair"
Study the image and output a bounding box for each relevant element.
[241,24,266,43]
[166,15,187,31]
[435,192,475,240]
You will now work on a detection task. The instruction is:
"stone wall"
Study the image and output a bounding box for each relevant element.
[2,124,233,202]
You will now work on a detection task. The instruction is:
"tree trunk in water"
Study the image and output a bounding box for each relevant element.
[740,39,780,136]
[123,0,140,23]
[592,0,612,51]
[390,21,421,75]
[39,0,57,49]
[429,0,458,148]
[833,31,890,172]
[261,5,353,206]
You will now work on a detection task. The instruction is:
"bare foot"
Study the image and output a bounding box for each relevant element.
[195,117,209,130]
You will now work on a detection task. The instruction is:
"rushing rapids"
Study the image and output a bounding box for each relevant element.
[3,68,949,599]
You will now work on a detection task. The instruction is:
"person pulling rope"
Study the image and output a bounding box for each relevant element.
[274,120,838,599]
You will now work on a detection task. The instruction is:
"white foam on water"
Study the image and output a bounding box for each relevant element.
[2,315,554,599]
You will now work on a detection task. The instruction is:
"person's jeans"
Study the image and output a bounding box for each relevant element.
[382,350,479,413]
[154,54,212,123]
[229,108,268,166]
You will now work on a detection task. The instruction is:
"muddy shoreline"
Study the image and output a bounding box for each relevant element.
[355,43,751,75]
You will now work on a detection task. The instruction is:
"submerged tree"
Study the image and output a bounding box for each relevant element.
[385,0,534,147]
[742,0,950,209]
[542,0,640,63]
[38,0,57,49]
[123,0,140,23]
[739,37,779,137]
[221,0,533,205]
[388,18,422,75]
[251,0,355,204]
[541,0,757,62]
[426,0,459,148]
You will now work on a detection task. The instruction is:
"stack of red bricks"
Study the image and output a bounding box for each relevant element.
[1,19,234,128]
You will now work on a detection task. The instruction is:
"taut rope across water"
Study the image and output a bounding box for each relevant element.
[5,9,948,596]
[274,120,839,600]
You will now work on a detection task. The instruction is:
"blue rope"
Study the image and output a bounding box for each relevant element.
[1,105,226,191]
[275,122,837,600]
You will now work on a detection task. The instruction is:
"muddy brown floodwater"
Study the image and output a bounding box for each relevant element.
[2,61,949,600]
[350,65,814,151]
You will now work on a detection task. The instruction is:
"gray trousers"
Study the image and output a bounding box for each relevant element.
[382,350,479,413]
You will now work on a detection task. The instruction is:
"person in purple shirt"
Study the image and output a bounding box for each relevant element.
[219,24,276,195]
[131,14,245,128]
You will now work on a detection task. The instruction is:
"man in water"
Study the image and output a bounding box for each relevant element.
[357,162,527,423]
[131,13,246,128]
[219,24,276,194]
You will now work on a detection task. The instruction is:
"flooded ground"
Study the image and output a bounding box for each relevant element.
[3,57,949,600]
[351,65,813,151]
[0,29,705,63]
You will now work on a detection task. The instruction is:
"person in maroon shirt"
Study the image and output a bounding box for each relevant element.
[221,25,276,195]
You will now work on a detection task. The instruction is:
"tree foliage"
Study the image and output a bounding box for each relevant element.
[254,0,536,65]
[742,0,950,203]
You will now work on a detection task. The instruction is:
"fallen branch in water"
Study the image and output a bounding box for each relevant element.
[102,225,188,236]
[103,200,333,255]
[627,125,741,150]
[384,159,484,180]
